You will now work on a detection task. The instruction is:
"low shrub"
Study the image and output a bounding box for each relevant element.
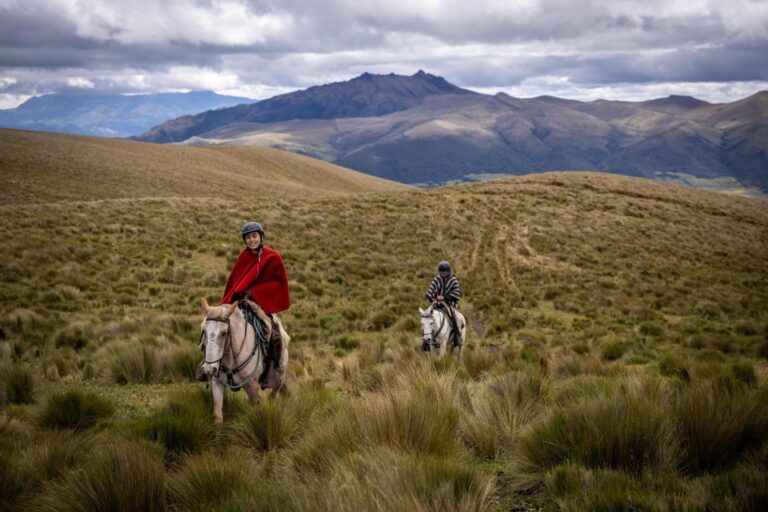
[38,389,115,431]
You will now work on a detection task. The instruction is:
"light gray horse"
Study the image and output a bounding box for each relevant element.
[199,298,290,424]
[419,305,466,358]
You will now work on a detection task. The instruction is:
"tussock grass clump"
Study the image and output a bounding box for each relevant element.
[24,431,92,482]
[730,361,757,385]
[36,440,165,512]
[327,448,494,512]
[167,449,253,511]
[230,400,296,452]
[514,385,676,489]
[1,363,35,404]
[0,452,36,511]
[238,447,494,512]
[289,403,362,476]
[463,347,497,379]
[545,464,664,512]
[134,389,215,457]
[292,372,463,475]
[463,369,546,459]
[658,353,690,381]
[600,338,629,361]
[0,411,31,454]
[110,344,163,384]
[704,464,768,511]
[54,323,91,350]
[364,387,461,457]
[675,380,768,474]
[164,346,200,382]
[37,389,115,431]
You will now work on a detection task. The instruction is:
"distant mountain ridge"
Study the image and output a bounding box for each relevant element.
[0,91,255,138]
[133,73,768,191]
[136,70,476,143]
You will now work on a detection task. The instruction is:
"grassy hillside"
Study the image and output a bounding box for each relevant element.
[0,128,409,204]
[1,134,767,510]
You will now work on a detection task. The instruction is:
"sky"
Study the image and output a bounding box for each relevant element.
[1,0,768,108]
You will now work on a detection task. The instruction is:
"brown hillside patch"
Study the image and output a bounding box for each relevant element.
[0,128,410,204]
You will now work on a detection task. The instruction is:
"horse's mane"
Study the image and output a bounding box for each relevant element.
[205,304,241,320]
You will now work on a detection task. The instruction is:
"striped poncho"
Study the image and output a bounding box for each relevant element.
[425,274,461,307]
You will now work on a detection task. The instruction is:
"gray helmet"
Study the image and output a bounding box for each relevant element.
[241,222,265,242]
[438,261,451,272]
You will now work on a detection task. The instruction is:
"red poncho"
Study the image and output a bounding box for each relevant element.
[220,246,291,314]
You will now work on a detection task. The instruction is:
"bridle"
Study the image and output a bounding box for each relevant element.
[421,308,446,349]
[203,316,232,369]
[201,306,266,390]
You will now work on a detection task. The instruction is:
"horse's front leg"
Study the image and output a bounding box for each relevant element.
[439,335,448,357]
[211,379,225,425]
[245,379,261,405]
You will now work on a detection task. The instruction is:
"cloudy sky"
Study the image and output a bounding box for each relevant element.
[1,0,768,108]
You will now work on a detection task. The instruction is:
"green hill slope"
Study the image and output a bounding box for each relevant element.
[0,128,410,204]
[1,140,767,510]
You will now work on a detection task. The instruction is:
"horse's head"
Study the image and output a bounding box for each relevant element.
[419,306,435,350]
[200,298,239,378]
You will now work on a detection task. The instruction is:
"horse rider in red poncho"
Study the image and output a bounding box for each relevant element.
[197,222,290,382]
[221,222,291,314]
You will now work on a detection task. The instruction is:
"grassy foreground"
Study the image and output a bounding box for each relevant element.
[1,144,767,510]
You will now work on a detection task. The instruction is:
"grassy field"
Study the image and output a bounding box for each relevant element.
[1,130,767,510]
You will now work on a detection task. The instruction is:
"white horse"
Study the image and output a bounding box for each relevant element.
[419,304,466,358]
[199,298,290,424]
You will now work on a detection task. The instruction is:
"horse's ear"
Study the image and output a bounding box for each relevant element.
[224,302,238,318]
[419,307,425,315]
[201,297,210,314]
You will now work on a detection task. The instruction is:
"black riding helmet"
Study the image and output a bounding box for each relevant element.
[438,261,451,272]
[241,222,265,243]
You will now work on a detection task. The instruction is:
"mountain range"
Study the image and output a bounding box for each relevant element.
[134,72,768,191]
[0,91,255,138]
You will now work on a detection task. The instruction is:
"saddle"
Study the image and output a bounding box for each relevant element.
[434,302,463,347]
[240,299,284,390]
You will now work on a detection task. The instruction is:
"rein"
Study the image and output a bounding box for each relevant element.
[423,308,446,347]
[202,305,267,391]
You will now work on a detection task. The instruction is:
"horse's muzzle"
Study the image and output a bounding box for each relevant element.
[202,363,220,377]
[421,339,431,352]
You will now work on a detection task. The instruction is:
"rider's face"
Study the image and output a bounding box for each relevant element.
[245,232,261,250]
